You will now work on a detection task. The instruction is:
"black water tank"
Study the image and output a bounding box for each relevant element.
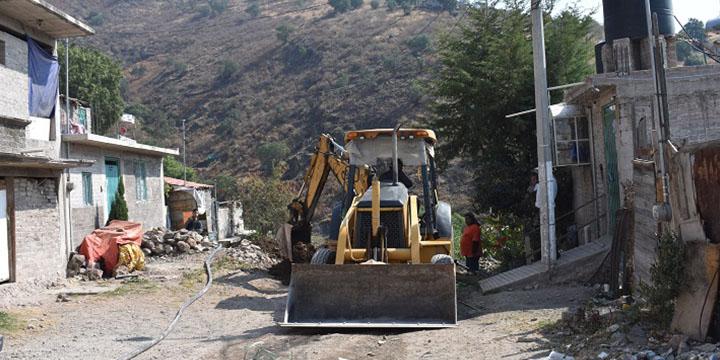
[603,0,675,41]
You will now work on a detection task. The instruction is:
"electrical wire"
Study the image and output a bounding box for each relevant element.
[118,245,224,360]
[673,15,720,64]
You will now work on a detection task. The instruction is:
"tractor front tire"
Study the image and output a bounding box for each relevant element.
[310,247,336,264]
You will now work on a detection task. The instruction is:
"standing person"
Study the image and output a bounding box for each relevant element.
[461,212,482,274]
[185,209,203,233]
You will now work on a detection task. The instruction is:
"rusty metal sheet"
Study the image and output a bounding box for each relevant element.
[694,147,720,243]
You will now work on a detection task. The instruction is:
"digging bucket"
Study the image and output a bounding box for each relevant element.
[280,263,457,328]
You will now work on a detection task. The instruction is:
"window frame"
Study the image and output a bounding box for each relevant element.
[134,161,148,201]
[0,39,5,66]
[81,172,93,206]
[553,116,592,167]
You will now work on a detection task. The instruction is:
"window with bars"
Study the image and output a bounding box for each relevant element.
[134,162,147,201]
[554,116,591,166]
[82,172,93,205]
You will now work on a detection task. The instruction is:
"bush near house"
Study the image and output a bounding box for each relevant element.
[237,176,294,236]
[108,177,129,222]
[639,231,686,326]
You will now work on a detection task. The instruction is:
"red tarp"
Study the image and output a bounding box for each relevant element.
[79,220,143,274]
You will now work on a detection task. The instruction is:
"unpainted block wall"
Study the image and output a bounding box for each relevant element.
[13,177,65,282]
[66,143,165,247]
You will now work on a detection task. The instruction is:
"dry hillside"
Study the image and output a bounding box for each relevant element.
[54,0,458,180]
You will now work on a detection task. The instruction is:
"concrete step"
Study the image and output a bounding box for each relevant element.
[479,235,611,294]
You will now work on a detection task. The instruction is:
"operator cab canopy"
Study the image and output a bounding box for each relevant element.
[344,128,437,169]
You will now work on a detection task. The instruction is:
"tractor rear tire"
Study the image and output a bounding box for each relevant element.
[431,254,453,265]
[310,247,336,264]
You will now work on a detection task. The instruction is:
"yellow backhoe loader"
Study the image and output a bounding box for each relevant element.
[276,126,457,328]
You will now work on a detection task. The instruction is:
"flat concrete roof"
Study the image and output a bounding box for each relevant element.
[0,0,95,38]
[0,152,93,169]
[62,133,180,157]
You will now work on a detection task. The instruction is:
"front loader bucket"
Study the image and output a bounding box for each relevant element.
[280,263,457,328]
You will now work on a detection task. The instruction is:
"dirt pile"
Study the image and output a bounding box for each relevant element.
[141,228,212,257]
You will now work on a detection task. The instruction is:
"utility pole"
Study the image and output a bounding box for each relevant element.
[65,38,70,135]
[530,0,556,267]
[182,119,187,185]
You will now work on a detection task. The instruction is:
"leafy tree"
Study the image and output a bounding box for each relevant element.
[276,24,295,44]
[386,0,397,10]
[431,3,595,217]
[350,0,363,10]
[237,176,294,235]
[676,18,707,66]
[329,0,351,13]
[370,0,380,9]
[163,155,199,182]
[214,174,242,201]
[246,2,261,17]
[59,44,124,135]
[108,177,129,222]
[256,141,290,176]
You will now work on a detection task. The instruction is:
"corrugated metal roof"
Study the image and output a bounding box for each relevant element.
[164,177,214,189]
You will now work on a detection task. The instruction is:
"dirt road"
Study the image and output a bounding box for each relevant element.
[0,253,591,360]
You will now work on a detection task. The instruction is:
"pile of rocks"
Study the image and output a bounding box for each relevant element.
[141,227,213,257]
[225,239,278,270]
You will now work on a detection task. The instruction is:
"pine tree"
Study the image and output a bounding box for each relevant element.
[108,177,129,222]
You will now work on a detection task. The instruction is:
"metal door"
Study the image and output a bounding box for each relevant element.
[105,159,120,222]
[0,182,10,283]
[603,104,621,234]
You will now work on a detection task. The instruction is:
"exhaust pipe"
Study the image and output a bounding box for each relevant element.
[392,123,402,186]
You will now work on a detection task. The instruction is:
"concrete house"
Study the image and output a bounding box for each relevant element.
[62,129,178,249]
[0,0,94,284]
[560,3,720,292]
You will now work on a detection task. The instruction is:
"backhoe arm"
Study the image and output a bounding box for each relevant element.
[287,134,369,242]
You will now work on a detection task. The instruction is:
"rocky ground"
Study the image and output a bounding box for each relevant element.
[1,245,717,360]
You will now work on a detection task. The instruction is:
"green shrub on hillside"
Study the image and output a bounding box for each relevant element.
[208,0,229,15]
[245,2,261,17]
[87,11,104,26]
[406,34,431,56]
[329,0,351,13]
[256,141,290,176]
[351,0,363,9]
[276,24,295,44]
[217,60,240,83]
[370,0,380,9]
[386,0,397,9]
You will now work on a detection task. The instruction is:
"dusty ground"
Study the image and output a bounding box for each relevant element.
[0,253,593,360]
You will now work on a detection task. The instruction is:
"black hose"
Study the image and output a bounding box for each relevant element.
[118,245,224,360]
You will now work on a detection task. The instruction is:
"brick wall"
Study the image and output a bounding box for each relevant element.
[13,177,65,282]
[0,30,29,121]
[65,143,166,247]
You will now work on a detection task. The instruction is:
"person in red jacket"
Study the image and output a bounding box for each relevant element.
[460,212,482,274]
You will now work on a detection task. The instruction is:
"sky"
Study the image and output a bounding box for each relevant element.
[555,0,720,25]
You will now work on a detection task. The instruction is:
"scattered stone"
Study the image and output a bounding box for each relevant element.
[176,241,190,253]
[164,244,174,254]
[607,324,621,333]
[547,351,570,360]
[65,253,86,277]
[598,351,609,359]
[142,248,152,256]
[694,343,716,353]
